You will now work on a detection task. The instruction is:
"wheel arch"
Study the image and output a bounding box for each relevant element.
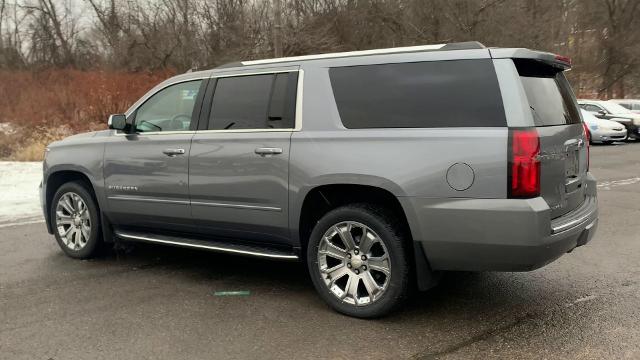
[294,182,437,291]
[44,168,101,234]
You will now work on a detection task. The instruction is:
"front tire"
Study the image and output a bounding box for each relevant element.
[51,181,102,259]
[307,204,410,318]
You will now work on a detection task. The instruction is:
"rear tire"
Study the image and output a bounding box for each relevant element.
[306,204,410,318]
[51,181,102,259]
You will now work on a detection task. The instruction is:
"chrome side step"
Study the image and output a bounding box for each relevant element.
[114,230,299,261]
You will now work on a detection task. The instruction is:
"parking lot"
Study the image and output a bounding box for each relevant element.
[1,142,639,360]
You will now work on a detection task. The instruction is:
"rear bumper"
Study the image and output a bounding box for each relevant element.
[401,173,598,272]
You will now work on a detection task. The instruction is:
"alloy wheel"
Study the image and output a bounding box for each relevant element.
[317,221,391,306]
[55,192,91,251]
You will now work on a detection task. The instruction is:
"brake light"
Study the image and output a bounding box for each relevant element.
[509,129,540,198]
[555,54,572,65]
[582,122,590,171]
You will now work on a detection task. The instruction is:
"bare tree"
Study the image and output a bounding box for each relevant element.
[0,0,639,97]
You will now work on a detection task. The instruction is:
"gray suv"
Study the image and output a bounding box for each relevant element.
[41,42,598,318]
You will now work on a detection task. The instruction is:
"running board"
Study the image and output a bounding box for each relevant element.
[114,230,299,261]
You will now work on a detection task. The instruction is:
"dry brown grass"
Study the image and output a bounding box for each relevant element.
[0,69,174,161]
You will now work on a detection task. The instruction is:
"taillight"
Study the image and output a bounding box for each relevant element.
[509,128,540,198]
[582,122,590,171]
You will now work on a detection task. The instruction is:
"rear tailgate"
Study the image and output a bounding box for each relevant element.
[514,59,588,218]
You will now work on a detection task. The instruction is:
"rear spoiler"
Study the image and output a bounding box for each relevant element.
[489,48,571,70]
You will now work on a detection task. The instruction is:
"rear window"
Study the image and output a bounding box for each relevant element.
[329,59,506,129]
[515,59,581,126]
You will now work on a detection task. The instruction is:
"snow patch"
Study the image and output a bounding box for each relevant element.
[565,294,598,307]
[0,161,44,224]
[597,177,640,190]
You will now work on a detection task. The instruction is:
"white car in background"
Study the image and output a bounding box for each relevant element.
[610,99,640,114]
[581,109,627,144]
[578,99,640,140]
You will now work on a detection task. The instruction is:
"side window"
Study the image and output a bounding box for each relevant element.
[209,72,297,130]
[135,80,203,133]
[268,73,298,129]
[583,104,603,113]
[329,59,506,128]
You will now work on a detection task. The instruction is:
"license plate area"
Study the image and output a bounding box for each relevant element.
[565,150,579,179]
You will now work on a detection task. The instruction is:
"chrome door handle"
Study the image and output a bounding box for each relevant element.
[255,147,283,156]
[163,148,186,157]
[564,139,583,151]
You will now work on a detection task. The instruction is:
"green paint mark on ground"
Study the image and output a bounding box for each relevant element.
[214,290,251,296]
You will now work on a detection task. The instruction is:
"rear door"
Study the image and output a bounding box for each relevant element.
[189,70,299,245]
[515,59,587,218]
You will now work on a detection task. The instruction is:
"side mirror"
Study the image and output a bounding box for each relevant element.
[108,114,127,131]
[597,110,607,117]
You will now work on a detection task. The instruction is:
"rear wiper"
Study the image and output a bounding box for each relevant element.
[529,106,543,123]
[224,122,236,130]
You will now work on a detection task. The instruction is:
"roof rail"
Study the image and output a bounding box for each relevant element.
[214,61,243,69]
[239,41,486,66]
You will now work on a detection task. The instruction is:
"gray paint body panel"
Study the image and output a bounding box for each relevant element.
[189,131,292,244]
[103,132,193,228]
[42,46,598,273]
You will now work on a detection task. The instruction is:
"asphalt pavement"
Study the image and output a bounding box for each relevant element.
[1,142,639,359]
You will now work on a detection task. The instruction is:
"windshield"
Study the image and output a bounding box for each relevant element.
[580,109,599,125]
[602,101,634,114]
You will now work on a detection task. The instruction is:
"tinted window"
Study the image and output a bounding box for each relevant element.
[267,73,298,129]
[135,80,202,132]
[209,73,297,130]
[329,59,506,128]
[515,59,581,126]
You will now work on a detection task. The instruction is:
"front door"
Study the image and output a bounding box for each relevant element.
[104,79,207,230]
[189,71,299,245]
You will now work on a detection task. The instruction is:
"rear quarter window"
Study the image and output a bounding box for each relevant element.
[329,59,506,128]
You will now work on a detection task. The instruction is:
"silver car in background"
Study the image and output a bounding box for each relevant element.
[581,109,627,144]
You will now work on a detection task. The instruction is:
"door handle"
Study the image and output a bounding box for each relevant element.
[255,147,283,156]
[163,148,186,157]
[564,139,583,152]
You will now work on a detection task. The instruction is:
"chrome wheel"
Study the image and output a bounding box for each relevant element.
[55,192,91,251]
[317,221,391,306]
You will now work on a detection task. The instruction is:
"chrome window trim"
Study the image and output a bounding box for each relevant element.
[115,69,304,137]
[114,130,196,136]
